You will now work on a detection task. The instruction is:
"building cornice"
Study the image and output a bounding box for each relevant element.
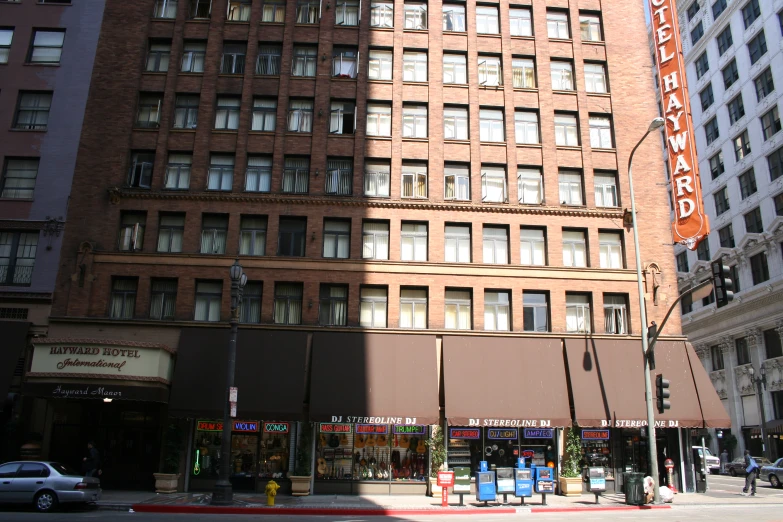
[682,287,783,336]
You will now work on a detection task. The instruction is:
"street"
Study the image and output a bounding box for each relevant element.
[706,472,783,498]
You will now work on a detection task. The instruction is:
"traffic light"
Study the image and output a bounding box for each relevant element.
[656,374,671,414]
[711,260,734,308]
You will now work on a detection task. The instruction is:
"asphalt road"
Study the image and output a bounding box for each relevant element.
[706,472,783,498]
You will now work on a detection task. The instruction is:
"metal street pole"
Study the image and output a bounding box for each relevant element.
[627,117,665,504]
[751,367,769,461]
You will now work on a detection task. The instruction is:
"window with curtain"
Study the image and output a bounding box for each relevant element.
[403,2,427,29]
[442,4,465,31]
[325,158,353,195]
[29,30,65,64]
[200,214,228,254]
[128,151,154,188]
[364,161,391,197]
[239,216,267,256]
[257,45,282,75]
[515,111,539,144]
[403,51,427,82]
[157,214,185,253]
[194,281,222,322]
[481,166,506,203]
[333,48,358,78]
[594,172,618,207]
[153,0,178,19]
[173,94,199,129]
[274,283,303,324]
[252,98,277,131]
[444,107,468,140]
[288,99,314,132]
[207,155,234,191]
[479,109,504,142]
[214,96,240,130]
[478,56,502,86]
[366,103,392,136]
[547,10,569,38]
[110,278,137,319]
[518,168,543,204]
[181,41,206,73]
[370,0,394,27]
[330,100,356,135]
[399,288,427,328]
[336,0,359,25]
[710,345,724,371]
[323,219,350,258]
[585,63,607,93]
[278,217,306,256]
[227,0,251,21]
[1,158,38,200]
[476,6,499,34]
[135,93,162,128]
[319,285,348,326]
[240,282,262,323]
[360,286,387,327]
[523,292,548,332]
[550,61,574,91]
[0,232,38,286]
[736,337,751,365]
[221,42,246,74]
[580,13,602,41]
[292,46,317,76]
[559,171,583,205]
[402,163,427,198]
[603,294,628,334]
[14,92,52,130]
[509,8,532,36]
[401,222,427,261]
[511,58,535,88]
[188,0,212,19]
[296,0,320,23]
[402,105,427,138]
[483,226,508,264]
[484,290,510,331]
[566,294,591,333]
[246,156,272,192]
[444,164,470,200]
[589,116,613,148]
[520,228,546,265]
[118,212,146,252]
[562,229,586,267]
[146,40,171,72]
[150,279,177,320]
[445,225,470,262]
[165,153,191,190]
[369,50,393,80]
[443,54,467,84]
[445,289,471,329]
[262,0,286,22]
[283,157,310,193]
[362,221,389,259]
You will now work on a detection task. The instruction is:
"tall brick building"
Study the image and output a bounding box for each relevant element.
[18,0,725,494]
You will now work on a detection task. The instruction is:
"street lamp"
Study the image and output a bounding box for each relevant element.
[211,259,248,505]
[748,365,769,461]
[627,116,665,503]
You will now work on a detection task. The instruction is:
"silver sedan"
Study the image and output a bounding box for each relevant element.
[760,457,783,488]
[0,461,101,512]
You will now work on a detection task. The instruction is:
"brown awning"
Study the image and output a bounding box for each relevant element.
[686,341,731,428]
[309,332,439,425]
[0,321,29,398]
[443,336,571,427]
[168,328,309,420]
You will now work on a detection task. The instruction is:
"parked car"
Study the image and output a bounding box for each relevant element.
[0,461,101,512]
[692,446,721,474]
[759,458,783,487]
[725,456,772,477]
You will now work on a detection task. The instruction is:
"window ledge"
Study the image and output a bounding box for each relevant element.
[217,73,245,78]
[403,81,429,86]
[479,85,504,90]
[516,143,542,148]
[368,79,393,84]
[133,126,160,132]
[327,133,356,138]
[179,72,204,76]
[260,22,285,26]
[370,27,394,32]
[24,62,61,67]
[583,40,606,46]
[586,92,611,98]
[285,132,313,136]
[161,188,190,192]
[0,197,34,202]
[151,18,176,23]
[477,33,502,38]
[552,89,577,95]
[8,128,47,133]
[366,135,392,140]
[549,37,573,43]
[290,76,316,80]
[444,83,469,89]
[403,29,429,33]
[142,71,168,76]
[480,141,507,146]
[444,139,469,144]
[444,198,471,203]
[170,128,197,133]
[225,21,250,25]
[592,147,617,153]
[212,129,239,134]
[255,74,281,79]
[513,87,539,93]
[443,30,468,35]
[185,19,211,24]
[561,204,587,209]
[249,130,276,135]
[334,24,359,30]
[294,23,320,27]
[332,76,358,81]
[402,137,428,142]
[510,35,535,41]
[556,145,582,151]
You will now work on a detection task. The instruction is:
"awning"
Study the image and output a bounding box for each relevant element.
[309,332,439,425]
[0,321,29,398]
[751,420,783,435]
[168,328,309,420]
[686,342,731,428]
[22,380,169,402]
[443,336,571,427]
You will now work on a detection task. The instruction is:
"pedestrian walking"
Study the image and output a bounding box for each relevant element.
[720,449,729,475]
[82,441,100,478]
[741,450,759,496]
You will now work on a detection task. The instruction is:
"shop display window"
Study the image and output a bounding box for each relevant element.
[258,422,291,479]
[580,429,613,480]
[447,427,558,474]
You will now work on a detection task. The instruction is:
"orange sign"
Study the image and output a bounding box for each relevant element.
[650,0,709,250]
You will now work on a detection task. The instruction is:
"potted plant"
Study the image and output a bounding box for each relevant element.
[290,422,313,496]
[558,426,583,496]
[425,426,447,497]
[154,422,183,493]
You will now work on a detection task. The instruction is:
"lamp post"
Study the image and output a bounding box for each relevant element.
[211,259,248,505]
[627,116,665,503]
[749,365,769,461]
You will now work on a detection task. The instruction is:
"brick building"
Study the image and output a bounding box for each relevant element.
[21,0,725,494]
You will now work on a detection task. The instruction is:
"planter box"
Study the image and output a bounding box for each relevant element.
[153,473,180,494]
[558,476,582,497]
[290,475,312,496]
[429,477,442,498]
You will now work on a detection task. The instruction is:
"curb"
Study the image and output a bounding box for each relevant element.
[94,503,135,512]
[130,504,518,516]
[530,504,671,513]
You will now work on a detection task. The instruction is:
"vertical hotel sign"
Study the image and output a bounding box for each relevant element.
[650,0,709,250]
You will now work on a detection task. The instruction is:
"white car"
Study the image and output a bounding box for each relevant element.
[692,446,720,474]
[0,461,101,512]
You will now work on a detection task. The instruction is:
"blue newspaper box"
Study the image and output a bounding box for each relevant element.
[534,466,555,494]
[476,471,497,502]
[514,467,534,498]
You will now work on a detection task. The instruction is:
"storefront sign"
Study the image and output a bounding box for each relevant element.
[393,425,426,435]
[356,424,388,434]
[319,423,352,433]
[450,428,480,439]
[328,415,420,424]
[467,418,552,427]
[524,428,554,439]
[649,0,709,249]
[22,381,169,403]
[582,430,610,440]
[264,422,290,434]
[197,420,260,432]
[602,419,680,428]
[232,421,259,433]
[488,428,518,440]
[197,420,223,432]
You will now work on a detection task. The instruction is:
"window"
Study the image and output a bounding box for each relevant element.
[676,251,689,273]
[226,0,251,21]
[364,161,390,197]
[520,227,546,266]
[744,206,763,233]
[443,53,467,84]
[559,171,583,205]
[770,146,783,181]
[580,13,602,41]
[594,172,618,207]
[333,47,358,78]
[0,29,12,64]
[777,192,783,216]
[201,214,228,254]
[181,41,206,73]
[329,100,355,135]
[739,168,758,199]
[274,283,303,325]
[360,287,387,327]
[510,8,532,37]
[287,99,313,133]
[14,92,52,130]
[189,0,211,18]
[278,217,306,256]
[292,46,317,76]
[589,116,613,149]
[766,329,783,359]
[728,95,745,125]
[477,55,502,86]
[512,58,536,88]
[402,105,427,138]
[722,59,739,89]
[401,163,427,199]
[748,31,767,65]
[714,186,730,215]
[369,49,393,80]
[482,226,508,264]
[371,0,394,28]
[221,42,246,74]
[481,166,506,203]
[705,117,719,145]
[444,164,470,200]
[157,214,185,253]
[135,93,161,128]
[257,45,282,75]
[584,63,607,93]
[476,6,499,34]
[719,223,735,248]
[1,158,38,199]
[400,222,427,261]
[700,84,714,111]
[710,345,724,371]
[743,0,761,28]
[445,225,470,262]
[691,21,704,44]
[712,0,728,19]
[403,2,427,29]
[207,155,233,191]
[754,68,775,101]
[515,111,539,144]
[444,106,468,140]
[762,107,781,141]
[239,282,262,323]
[118,212,145,252]
[146,40,170,72]
[603,294,628,334]
[325,157,353,195]
[520,292,548,332]
[399,288,427,328]
[366,103,392,136]
[563,229,587,267]
[736,337,751,366]
[0,232,37,285]
[262,0,286,22]
[697,237,711,260]
[336,0,359,25]
[484,290,510,331]
[195,281,222,322]
[599,231,622,268]
[214,96,240,130]
[518,168,543,204]
[109,278,137,319]
[296,0,320,23]
[239,216,267,256]
[150,279,177,320]
[717,26,733,56]
[479,109,504,142]
[323,219,350,258]
[687,2,699,21]
[555,113,579,146]
[695,52,709,80]
[153,0,178,18]
[750,252,769,284]
[403,51,427,82]
[445,290,471,330]
[29,30,65,64]
[362,221,389,259]
[246,156,272,192]
[319,285,348,326]
[566,294,591,333]
[547,10,569,39]
[164,153,191,189]
[733,130,751,161]
[442,4,466,31]
[709,152,725,180]
[173,94,199,129]
[551,61,574,91]
[127,152,154,188]
[282,157,310,193]
[249,98,276,132]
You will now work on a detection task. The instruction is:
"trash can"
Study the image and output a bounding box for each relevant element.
[695,471,707,493]
[623,472,644,505]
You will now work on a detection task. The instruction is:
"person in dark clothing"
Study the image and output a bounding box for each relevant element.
[741,449,758,496]
[82,441,100,478]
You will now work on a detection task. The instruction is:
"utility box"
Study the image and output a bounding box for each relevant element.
[534,466,555,494]
[476,471,497,502]
[514,467,534,498]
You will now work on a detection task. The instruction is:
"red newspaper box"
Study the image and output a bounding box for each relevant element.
[437,471,454,487]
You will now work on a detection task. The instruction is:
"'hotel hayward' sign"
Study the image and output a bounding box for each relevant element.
[650,0,709,250]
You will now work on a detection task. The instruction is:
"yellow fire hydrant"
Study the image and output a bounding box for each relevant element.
[265,480,280,506]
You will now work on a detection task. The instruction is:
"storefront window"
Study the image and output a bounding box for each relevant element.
[580,429,613,480]
[447,427,558,474]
